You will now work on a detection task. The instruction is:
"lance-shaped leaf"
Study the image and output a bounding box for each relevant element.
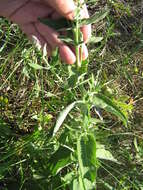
[77,133,97,190]
[96,143,120,164]
[53,101,83,136]
[58,35,74,45]
[88,36,103,44]
[79,9,109,26]
[93,93,128,126]
[28,62,43,70]
[48,146,72,175]
[38,17,73,30]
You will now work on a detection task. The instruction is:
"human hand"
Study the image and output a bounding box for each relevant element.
[0,0,91,64]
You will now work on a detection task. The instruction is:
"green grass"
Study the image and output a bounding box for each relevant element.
[0,1,143,189]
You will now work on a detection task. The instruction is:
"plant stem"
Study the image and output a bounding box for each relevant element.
[75,19,81,68]
[73,0,82,68]
[41,69,44,128]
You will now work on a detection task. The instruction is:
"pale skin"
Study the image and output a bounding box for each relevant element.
[0,0,91,64]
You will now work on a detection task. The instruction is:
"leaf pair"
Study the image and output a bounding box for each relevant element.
[39,9,109,31]
[53,93,127,137]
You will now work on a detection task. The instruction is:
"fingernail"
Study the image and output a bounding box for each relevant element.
[82,44,88,60]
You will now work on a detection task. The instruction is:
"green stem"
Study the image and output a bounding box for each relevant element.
[41,69,44,128]
[75,20,81,68]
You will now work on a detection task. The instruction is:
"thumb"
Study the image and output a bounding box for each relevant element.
[45,0,76,20]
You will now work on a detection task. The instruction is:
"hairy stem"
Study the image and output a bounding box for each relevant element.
[75,20,81,68]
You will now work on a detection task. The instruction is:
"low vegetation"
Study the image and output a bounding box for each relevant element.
[0,0,143,189]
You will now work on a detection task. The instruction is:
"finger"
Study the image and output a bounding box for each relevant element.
[51,12,62,20]
[0,0,29,18]
[35,22,76,64]
[10,1,53,24]
[20,23,52,55]
[45,0,76,20]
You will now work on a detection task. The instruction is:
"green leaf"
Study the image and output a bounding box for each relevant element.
[93,93,128,126]
[72,179,82,190]
[77,133,97,190]
[68,74,79,88]
[96,143,119,163]
[38,17,72,30]
[38,10,108,31]
[48,146,72,175]
[87,0,98,4]
[80,9,109,26]
[28,62,43,70]
[53,101,83,136]
[59,35,74,45]
[89,36,103,44]
[63,171,75,186]
[72,178,95,190]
